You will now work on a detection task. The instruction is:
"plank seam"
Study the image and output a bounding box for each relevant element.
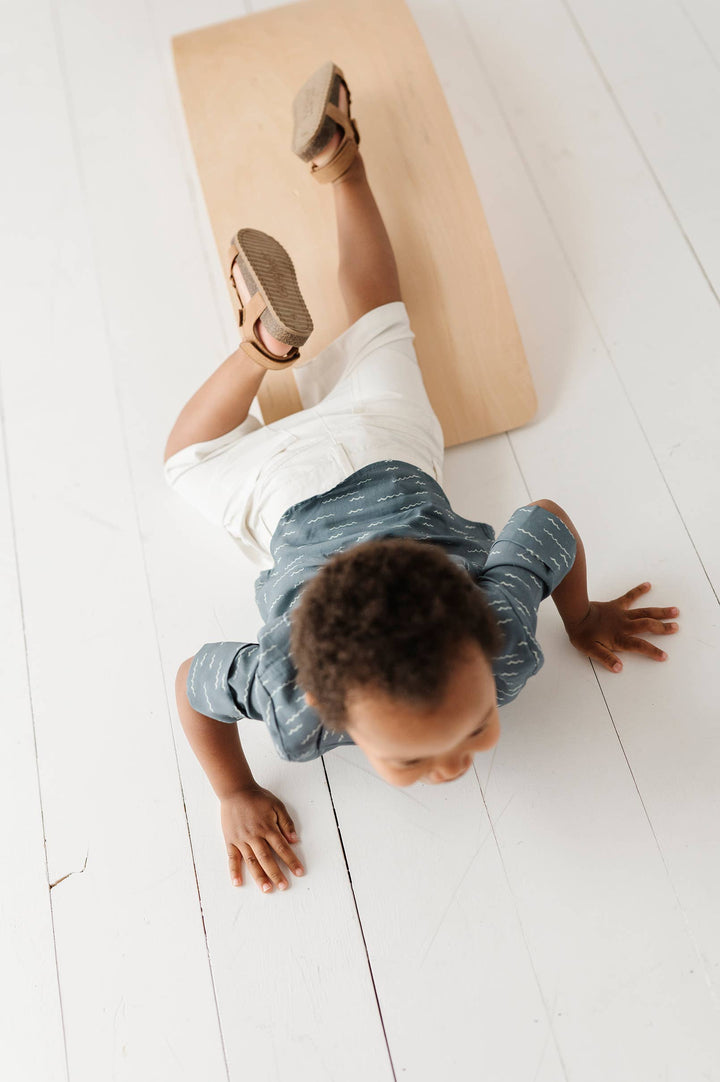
[0,341,69,1079]
[588,661,720,1014]
[320,754,398,1081]
[677,2,720,75]
[561,0,720,310]
[49,2,233,1076]
[478,784,571,1081]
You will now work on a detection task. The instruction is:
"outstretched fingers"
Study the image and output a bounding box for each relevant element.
[593,641,623,673]
[620,635,668,662]
[626,615,679,635]
[622,584,680,620]
[621,581,654,606]
[227,843,243,887]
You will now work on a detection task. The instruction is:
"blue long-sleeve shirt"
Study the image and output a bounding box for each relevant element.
[186,460,577,761]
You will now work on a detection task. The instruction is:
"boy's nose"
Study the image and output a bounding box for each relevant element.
[429,757,471,784]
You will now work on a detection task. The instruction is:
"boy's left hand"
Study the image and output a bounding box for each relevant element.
[563,581,680,673]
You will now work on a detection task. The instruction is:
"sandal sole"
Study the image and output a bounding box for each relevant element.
[292,60,347,163]
[228,228,313,348]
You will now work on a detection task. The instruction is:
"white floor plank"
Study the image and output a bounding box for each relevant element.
[0,2,232,1078]
[682,0,720,64]
[565,0,720,313]
[0,419,66,1080]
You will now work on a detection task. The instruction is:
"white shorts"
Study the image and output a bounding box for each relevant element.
[163,300,446,570]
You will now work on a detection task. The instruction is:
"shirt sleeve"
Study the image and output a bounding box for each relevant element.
[186,641,267,723]
[482,504,577,600]
[475,505,577,706]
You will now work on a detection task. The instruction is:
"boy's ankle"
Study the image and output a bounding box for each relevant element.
[332,152,365,186]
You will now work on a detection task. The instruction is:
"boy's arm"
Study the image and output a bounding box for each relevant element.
[175,657,257,797]
[175,658,304,894]
[528,499,589,628]
[527,499,680,672]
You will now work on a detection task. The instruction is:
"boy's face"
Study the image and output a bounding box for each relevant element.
[307,640,499,787]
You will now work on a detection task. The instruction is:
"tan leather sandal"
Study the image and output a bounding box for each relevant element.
[291,60,360,185]
[226,228,313,371]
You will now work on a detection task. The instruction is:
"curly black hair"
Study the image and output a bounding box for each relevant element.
[289,537,505,730]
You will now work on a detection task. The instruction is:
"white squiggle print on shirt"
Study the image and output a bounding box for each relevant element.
[188,464,576,761]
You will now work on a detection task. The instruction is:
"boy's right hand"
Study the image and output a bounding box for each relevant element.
[220,784,305,894]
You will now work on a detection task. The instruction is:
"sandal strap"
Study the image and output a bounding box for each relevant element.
[239,336,300,370]
[239,290,300,369]
[311,121,360,184]
[326,101,356,144]
[306,73,361,185]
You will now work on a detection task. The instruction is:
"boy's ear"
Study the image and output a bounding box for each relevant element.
[304,691,317,708]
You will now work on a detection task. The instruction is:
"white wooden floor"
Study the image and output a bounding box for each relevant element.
[2,0,720,1079]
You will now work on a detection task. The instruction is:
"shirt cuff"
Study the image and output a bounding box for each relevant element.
[484,505,577,599]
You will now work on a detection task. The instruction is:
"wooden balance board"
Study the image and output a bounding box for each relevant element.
[171,0,537,448]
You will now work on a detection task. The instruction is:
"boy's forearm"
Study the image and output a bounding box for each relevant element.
[175,660,257,799]
[532,501,590,629]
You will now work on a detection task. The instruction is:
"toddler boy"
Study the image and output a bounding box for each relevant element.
[164,61,680,895]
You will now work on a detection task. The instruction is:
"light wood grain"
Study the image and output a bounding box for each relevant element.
[170,0,537,445]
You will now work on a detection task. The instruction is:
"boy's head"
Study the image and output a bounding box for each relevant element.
[290,537,504,786]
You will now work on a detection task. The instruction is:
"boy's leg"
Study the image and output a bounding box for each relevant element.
[164,82,399,463]
[163,268,293,463]
[323,83,402,325]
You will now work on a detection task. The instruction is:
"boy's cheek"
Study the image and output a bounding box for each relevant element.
[392,768,425,788]
[374,763,416,787]
[479,718,501,751]
[391,773,418,788]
